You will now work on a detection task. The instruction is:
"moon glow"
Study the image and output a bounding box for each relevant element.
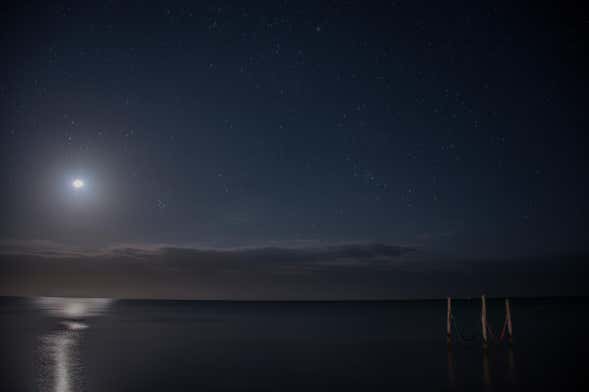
[72,179,85,189]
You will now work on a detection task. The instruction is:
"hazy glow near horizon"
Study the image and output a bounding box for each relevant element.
[72,179,85,189]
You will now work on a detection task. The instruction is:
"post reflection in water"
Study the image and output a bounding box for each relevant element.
[508,346,517,385]
[482,348,491,391]
[35,297,112,392]
[447,347,455,389]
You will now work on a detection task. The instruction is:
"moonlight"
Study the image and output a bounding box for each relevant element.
[72,179,85,189]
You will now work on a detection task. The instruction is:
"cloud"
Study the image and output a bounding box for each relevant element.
[0,240,586,300]
[0,239,415,265]
[0,240,418,299]
[0,239,93,258]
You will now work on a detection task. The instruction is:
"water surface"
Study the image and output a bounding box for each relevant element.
[1,297,587,391]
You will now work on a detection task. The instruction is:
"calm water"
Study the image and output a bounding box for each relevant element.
[0,297,587,391]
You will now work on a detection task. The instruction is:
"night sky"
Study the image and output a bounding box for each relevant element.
[1,1,588,299]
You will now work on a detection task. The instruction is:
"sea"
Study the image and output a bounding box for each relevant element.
[0,296,587,391]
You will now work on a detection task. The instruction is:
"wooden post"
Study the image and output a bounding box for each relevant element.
[447,297,452,345]
[481,295,488,348]
[505,298,513,344]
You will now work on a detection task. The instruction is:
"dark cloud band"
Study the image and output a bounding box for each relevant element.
[0,240,585,300]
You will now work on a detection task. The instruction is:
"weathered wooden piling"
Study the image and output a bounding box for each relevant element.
[481,295,488,348]
[505,298,513,344]
[447,295,513,348]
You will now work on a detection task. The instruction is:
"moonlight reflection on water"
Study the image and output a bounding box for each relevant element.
[35,297,112,392]
[35,297,112,319]
[39,329,82,392]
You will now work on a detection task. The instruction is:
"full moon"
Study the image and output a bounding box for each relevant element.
[72,179,85,189]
